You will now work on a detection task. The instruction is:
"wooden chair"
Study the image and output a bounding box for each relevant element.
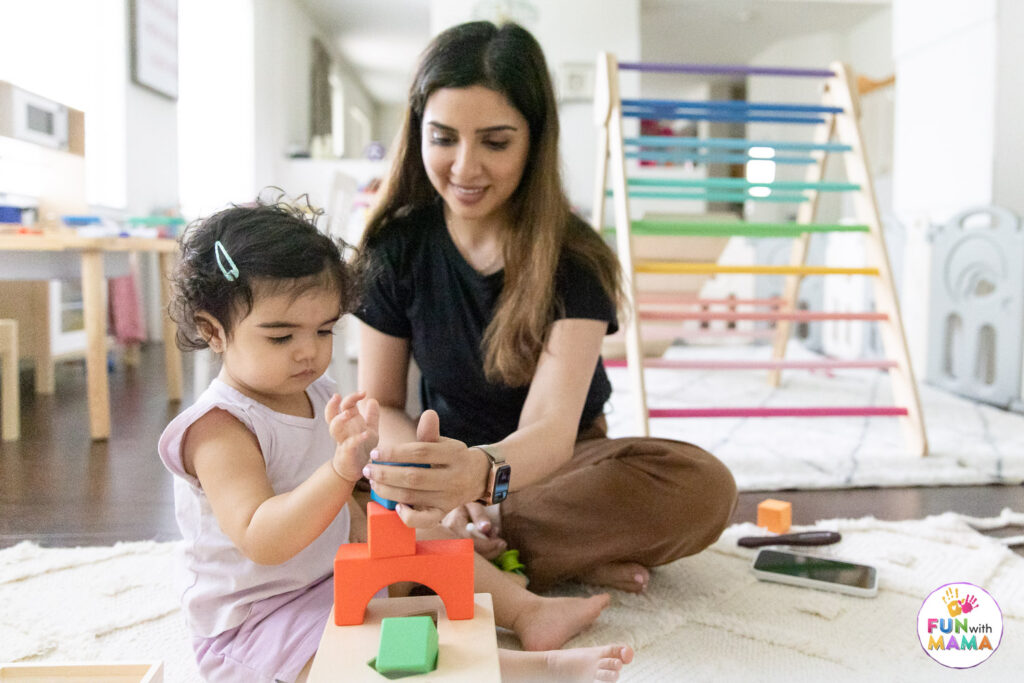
[0,318,19,441]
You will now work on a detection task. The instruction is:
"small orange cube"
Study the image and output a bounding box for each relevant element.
[757,498,792,534]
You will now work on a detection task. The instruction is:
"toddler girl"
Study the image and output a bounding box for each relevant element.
[159,198,633,682]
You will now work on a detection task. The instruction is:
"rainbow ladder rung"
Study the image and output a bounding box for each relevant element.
[639,310,888,323]
[603,358,898,371]
[648,407,909,419]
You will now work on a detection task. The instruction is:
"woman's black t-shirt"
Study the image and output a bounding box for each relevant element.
[355,202,618,447]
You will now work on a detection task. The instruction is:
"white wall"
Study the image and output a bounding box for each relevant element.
[993,0,1024,218]
[251,0,379,199]
[846,7,896,183]
[125,85,179,214]
[892,0,1001,372]
[178,0,255,218]
[335,57,379,158]
[892,0,997,224]
[0,0,131,210]
[253,0,313,192]
[376,102,407,152]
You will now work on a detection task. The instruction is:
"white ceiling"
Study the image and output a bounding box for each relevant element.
[296,0,889,105]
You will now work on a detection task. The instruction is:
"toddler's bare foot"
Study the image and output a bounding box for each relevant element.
[512,593,611,651]
[578,562,649,593]
[500,644,634,682]
[545,644,635,682]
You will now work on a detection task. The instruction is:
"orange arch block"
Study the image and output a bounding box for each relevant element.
[334,502,475,626]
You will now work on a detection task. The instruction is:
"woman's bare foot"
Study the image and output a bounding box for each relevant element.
[500,644,635,682]
[578,562,649,593]
[512,593,611,651]
[545,644,635,682]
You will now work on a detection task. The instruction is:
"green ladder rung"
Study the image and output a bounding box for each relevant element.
[626,151,818,165]
[606,189,811,203]
[626,177,860,192]
[604,221,871,238]
[625,136,853,153]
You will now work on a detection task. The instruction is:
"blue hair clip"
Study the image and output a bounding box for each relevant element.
[214,240,239,282]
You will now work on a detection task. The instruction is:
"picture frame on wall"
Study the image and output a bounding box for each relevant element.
[130,0,179,100]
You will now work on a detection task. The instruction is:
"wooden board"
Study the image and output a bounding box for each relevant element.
[309,593,501,683]
[0,662,162,683]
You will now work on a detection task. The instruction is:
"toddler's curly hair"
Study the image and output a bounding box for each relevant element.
[169,194,358,350]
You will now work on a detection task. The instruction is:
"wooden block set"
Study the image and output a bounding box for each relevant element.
[308,502,501,681]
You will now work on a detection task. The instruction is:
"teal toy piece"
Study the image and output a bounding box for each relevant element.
[370,462,430,510]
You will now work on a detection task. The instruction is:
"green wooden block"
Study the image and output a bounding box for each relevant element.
[375,616,439,676]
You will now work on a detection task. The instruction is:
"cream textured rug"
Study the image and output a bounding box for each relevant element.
[604,343,1024,490]
[2,512,1022,682]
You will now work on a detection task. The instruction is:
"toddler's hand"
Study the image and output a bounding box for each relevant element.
[325,392,379,483]
[443,503,507,559]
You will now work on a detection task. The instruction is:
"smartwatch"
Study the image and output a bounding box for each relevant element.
[471,444,511,505]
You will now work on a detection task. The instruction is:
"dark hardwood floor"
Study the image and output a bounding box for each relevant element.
[1,344,1022,551]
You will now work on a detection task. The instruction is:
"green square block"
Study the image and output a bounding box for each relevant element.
[375,615,439,675]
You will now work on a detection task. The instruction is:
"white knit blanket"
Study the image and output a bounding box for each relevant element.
[605,344,1024,490]
[2,511,1022,681]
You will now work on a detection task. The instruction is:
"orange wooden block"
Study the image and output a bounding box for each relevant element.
[757,498,792,534]
[368,502,416,558]
[334,502,475,626]
[334,539,475,626]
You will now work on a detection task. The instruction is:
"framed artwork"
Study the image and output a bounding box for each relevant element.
[130,0,179,100]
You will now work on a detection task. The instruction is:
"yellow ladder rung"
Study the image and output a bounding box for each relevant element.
[633,262,880,276]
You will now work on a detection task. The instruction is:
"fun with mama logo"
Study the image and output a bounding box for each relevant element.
[917,582,1003,668]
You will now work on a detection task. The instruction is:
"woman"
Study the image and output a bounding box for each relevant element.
[355,20,737,593]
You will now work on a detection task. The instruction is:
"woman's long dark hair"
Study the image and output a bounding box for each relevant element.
[360,21,621,386]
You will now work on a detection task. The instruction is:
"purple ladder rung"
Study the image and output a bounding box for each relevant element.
[649,406,910,418]
[618,62,835,78]
[604,358,899,371]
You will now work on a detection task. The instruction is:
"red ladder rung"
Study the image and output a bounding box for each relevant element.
[607,328,778,341]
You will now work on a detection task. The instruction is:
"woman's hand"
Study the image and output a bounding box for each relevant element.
[363,410,491,526]
[326,391,380,484]
[442,502,506,559]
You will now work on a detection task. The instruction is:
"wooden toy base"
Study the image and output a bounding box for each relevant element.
[0,662,162,682]
[309,593,500,682]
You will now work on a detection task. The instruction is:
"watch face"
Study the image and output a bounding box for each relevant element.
[492,464,511,503]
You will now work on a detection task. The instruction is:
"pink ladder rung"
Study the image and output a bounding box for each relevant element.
[649,406,910,418]
[638,294,785,307]
[606,328,777,342]
[604,358,899,370]
[639,310,889,322]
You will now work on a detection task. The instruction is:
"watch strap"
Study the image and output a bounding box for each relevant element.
[472,444,505,466]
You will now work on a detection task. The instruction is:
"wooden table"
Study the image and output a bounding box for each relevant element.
[0,232,182,440]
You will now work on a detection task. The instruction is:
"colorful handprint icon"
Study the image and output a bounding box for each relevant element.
[959,593,979,614]
[942,587,962,617]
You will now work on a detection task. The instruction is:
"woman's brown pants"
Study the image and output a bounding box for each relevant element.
[499,416,738,592]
